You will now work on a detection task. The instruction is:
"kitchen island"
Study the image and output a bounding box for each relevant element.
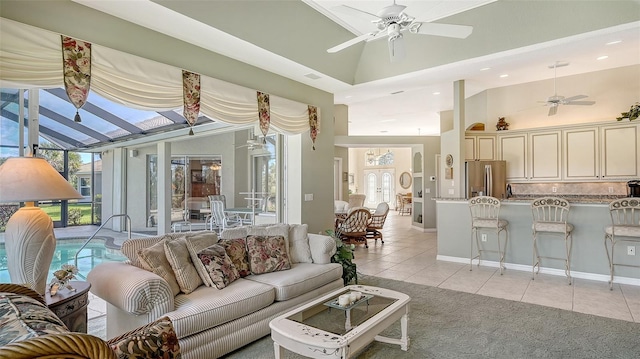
[435,197,639,285]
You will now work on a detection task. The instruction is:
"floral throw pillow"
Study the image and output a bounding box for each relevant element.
[245,235,291,275]
[108,316,180,358]
[197,244,240,289]
[218,238,251,277]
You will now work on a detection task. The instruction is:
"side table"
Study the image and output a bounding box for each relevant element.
[45,280,91,333]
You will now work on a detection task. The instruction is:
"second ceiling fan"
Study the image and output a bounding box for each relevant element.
[540,62,596,116]
[326,0,473,63]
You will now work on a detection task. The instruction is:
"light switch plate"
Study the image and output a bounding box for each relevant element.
[304,194,313,201]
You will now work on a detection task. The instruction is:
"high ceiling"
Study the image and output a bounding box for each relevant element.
[13,1,640,138]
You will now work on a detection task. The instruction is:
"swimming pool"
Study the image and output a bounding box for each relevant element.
[0,236,127,283]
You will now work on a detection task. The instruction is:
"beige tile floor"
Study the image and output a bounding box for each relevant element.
[77,210,639,340]
[354,211,640,323]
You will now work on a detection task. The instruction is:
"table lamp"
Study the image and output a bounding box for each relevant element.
[0,157,83,295]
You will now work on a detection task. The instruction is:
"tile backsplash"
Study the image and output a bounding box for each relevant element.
[510,182,629,197]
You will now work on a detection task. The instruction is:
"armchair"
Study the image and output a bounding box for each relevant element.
[335,208,372,248]
[366,202,390,244]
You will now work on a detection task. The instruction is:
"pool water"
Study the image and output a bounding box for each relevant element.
[0,236,127,283]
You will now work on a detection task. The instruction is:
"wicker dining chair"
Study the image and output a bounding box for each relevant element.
[366,202,390,245]
[335,207,372,248]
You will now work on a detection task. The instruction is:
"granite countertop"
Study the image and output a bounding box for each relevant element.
[434,195,629,204]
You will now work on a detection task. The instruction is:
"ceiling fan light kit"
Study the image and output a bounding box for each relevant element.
[539,61,596,116]
[326,1,473,63]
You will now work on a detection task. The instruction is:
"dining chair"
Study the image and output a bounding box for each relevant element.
[335,207,372,248]
[604,198,640,290]
[531,197,574,284]
[348,194,366,208]
[468,196,509,274]
[366,202,390,244]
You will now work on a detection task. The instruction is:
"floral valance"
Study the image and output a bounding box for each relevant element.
[0,18,319,138]
[61,36,91,122]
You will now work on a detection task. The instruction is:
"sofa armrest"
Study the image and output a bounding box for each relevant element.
[308,233,337,264]
[87,262,174,316]
[0,333,116,359]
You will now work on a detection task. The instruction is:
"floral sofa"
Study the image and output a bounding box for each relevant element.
[0,283,180,359]
[87,224,343,359]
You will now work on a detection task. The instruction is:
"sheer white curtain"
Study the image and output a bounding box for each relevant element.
[0,18,314,134]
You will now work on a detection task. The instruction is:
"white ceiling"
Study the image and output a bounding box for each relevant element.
[73,0,640,137]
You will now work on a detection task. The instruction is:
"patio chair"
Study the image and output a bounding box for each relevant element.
[366,202,389,244]
[206,200,243,234]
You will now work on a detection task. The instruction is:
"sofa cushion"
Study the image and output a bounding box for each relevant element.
[184,232,219,287]
[165,237,203,294]
[245,235,291,275]
[197,244,240,289]
[168,279,274,339]
[218,238,251,277]
[0,292,68,346]
[288,224,313,264]
[220,227,248,240]
[108,316,180,358]
[247,224,290,258]
[245,262,342,301]
[137,238,181,296]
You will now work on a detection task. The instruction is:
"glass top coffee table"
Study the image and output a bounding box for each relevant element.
[269,285,410,358]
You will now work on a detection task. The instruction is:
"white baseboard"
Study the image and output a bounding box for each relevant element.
[436,255,640,287]
[411,225,436,232]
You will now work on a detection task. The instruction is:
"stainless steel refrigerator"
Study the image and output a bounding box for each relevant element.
[465,160,507,199]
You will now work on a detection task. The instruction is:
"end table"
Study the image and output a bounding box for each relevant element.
[45,280,91,333]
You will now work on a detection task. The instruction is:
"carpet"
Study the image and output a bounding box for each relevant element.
[222,275,640,358]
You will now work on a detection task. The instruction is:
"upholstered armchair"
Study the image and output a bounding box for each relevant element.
[348,194,366,208]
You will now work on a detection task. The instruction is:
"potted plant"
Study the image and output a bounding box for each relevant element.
[616,102,639,121]
[325,230,357,285]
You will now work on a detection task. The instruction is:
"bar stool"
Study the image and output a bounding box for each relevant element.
[531,197,574,284]
[604,198,640,290]
[468,196,509,274]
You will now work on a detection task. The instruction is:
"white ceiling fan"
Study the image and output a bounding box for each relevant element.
[326,0,473,63]
[236,137,264,151]
[540,62,596,116]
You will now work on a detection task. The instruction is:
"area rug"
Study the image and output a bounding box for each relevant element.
[222,275,640,358]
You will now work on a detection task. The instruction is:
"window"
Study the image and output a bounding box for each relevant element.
[80,177,91,196]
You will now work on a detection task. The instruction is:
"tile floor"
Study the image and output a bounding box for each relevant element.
[79,211,639,340]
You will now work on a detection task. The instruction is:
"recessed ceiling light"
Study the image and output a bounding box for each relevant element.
[480,67,491,71]
[606,40,622,45]
[499,74,509,78]
[597,55,609,60]
[391,90,404,95]
[432,92,441,95]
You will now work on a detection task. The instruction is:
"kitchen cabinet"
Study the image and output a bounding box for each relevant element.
[498,134,527,180]
[465,135,495,160]
[529,131,561,180]
[564,128,599,180]
[600,125,639,179]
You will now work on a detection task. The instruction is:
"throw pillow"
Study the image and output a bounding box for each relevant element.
[220,226,248,240]
[164,237,203,294]
[245,235,291,275]
[247,224,291,259]
[137,237,181,296]
[183,232,219,287]
[288,224,313,263]
[108,316,180,358]
[197,244,240,289]
[218,238,251,277]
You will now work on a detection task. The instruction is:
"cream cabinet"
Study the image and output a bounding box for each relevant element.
[600,124,639,179]
[528,131,561,181]
[498,134,527,180]
[564,128,599,180]
[465,135,496,160]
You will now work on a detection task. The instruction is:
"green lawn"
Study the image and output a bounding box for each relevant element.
[40,203,94,225]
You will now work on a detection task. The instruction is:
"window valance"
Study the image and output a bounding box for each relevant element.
[0,18,317,136]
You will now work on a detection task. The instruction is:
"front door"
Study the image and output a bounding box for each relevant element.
[363,169,395,208]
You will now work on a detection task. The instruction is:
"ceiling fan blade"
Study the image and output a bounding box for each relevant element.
[389,36,406,63]
[332,5,380,21]
[565,101,596,106]
[548,105,558,116]
[327,31,377,53]
[411,22,473,39]
[563,94,588,102]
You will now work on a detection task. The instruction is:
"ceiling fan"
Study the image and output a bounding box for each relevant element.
[236,137,264,151]
[540,62,596,116]
[326,0,473,63]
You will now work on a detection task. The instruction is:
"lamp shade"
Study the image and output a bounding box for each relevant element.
[0,157,83,203]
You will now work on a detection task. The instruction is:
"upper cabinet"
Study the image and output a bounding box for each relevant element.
[601,125,639,179]
[495,121,638,182]
[465,135,496,160]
